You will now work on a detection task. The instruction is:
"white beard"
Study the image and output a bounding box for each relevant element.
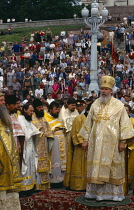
[0,106,12,129]
[99,94,111,104]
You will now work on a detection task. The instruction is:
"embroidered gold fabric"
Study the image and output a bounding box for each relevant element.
[70,114,87,190]
[32,114,53,190]
[59,108,79,133]
[128,118,134,188]
[44,112,67,183]
[86,183,125,201]
[0,191,21,210]
[79,96,134,185]
[0,120,23,191]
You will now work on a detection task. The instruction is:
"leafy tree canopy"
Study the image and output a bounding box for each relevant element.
[0,0,84,22]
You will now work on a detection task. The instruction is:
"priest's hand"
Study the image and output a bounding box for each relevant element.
[82,141,88,151]
[118,142,125,152]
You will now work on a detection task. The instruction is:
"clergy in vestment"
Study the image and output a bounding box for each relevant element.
[79,75,134,201]
[17,103,40,191]
[69,102,93,191]
[124,104,134,190]
[32,98,54,190]
[44,101,67,186]
[59,98,78,134]
[0,102,22,209]
[5,94,25,168]
[59,98,79,187]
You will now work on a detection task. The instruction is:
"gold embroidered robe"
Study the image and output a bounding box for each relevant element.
[32,114,54,190]
[128,118,134,188]
[0,120,23,191]
[44,111,67,183]
[59,107,79,186]
[79,96,134,186]
[59,107,79,133]
[69,114,87,190]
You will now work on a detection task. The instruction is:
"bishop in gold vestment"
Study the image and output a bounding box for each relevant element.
[0,106,23,210]
[79,76,134,201]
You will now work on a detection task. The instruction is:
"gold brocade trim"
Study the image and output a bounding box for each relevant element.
[76,134,84,144]
[111,162,125,167]
[37,168,49,172]
[24,175,32,180]
[87,160,124,167]
[0,171,12,175]
[93,96,125,124]
[35,183,50,190]
[14,178,24,183]
[0,131,13,164]
[83,125,90,132]
[40,181,49,184]
[87,160,100,165]
[38,158,48,161]
[54,131,63,135]
[86,189,124,196]
[20,180,36,191]
[87,177,125,185]
[0,185,15,191]
[53,132,66,171]
[121,125,133,132]
[14,175,29,182]
[128,141,134,150]
[94,98,111,123]
[44,111,64,131]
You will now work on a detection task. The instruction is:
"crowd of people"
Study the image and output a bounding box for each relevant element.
[0,26,134,104]
[0,24,134,209]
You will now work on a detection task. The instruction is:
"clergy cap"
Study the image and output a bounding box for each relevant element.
[5,94,17,105]
[76,100,85,107]
[33,98,43,109]
[100,76,115,90]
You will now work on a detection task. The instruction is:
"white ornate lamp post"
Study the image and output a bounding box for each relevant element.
[81,0,108,95]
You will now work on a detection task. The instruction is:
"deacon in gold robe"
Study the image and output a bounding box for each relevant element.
[79,76,134,201]
[44,101,67,186]
[69,102,93,191]
[59,98,79,187]
[124,104,134,189]
[32,98,54,190]
[0,104,22,209]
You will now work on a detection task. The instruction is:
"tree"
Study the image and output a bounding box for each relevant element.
[0,0,83,22]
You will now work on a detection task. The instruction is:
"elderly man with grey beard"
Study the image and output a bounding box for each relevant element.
[0,100,22,210]
[0,92,5,106]
[79,76,134,202]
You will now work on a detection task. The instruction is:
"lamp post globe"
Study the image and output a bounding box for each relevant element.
[91,0,99,9]
[101,7,108,18]
[81,6,89,18]
[91,7,98,16]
